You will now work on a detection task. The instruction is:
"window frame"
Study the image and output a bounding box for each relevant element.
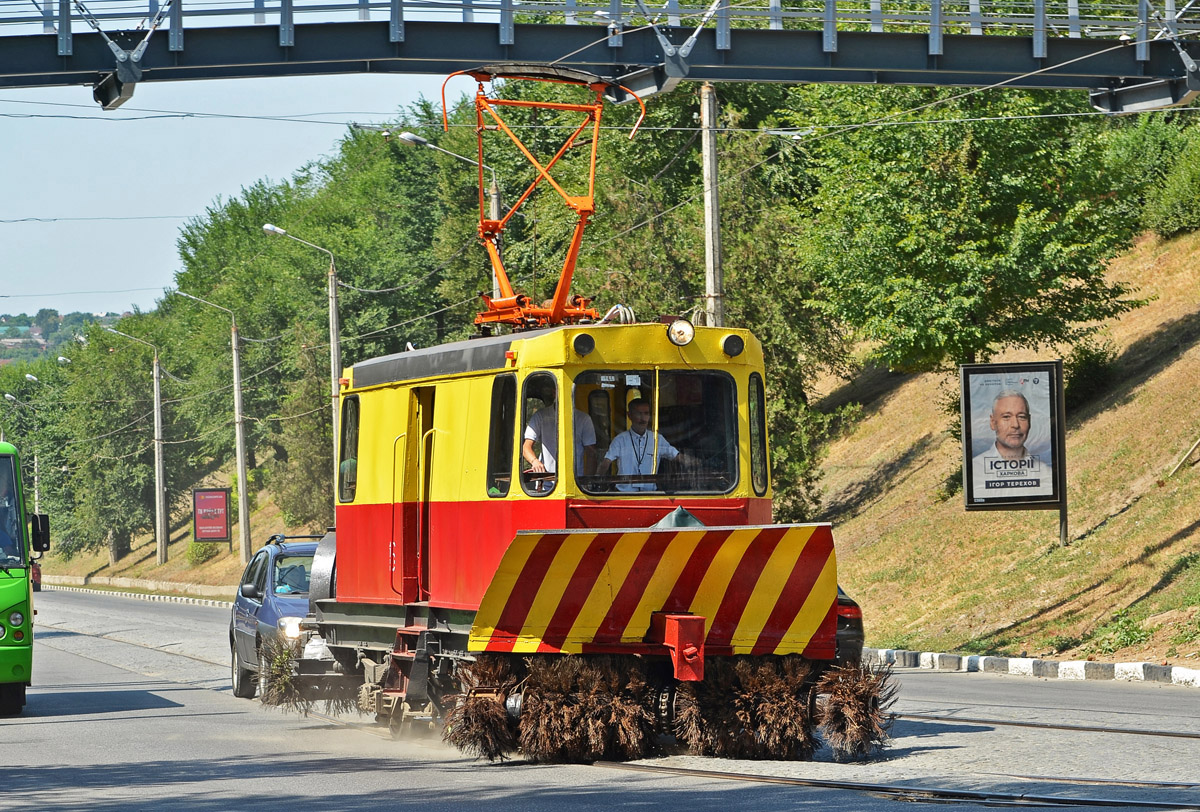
[485,374,517,498]
[338,395,360,503]
[520,372,559,497]
[749,372,769,496]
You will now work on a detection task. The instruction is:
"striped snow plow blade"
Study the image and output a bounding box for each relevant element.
[469,524,838,659]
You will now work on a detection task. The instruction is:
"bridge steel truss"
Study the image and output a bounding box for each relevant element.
[1,0,1198,110]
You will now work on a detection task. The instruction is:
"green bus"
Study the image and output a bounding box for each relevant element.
[0,441,50,716]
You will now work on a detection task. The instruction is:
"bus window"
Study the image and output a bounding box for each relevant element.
[520,373,559,496]
[486,375,517,497]
[0,456,21,565]
[749,373,769,496]
[579,370,737,495]
[338,396,360,502]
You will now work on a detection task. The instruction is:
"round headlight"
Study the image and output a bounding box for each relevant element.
[8,611,24,627]
[721,334,745,358]
[666,318,695,347]
[572,333,595,357]
[277,616,303,640]
[0,626,6,640]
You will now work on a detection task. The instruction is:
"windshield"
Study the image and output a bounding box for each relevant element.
[0,456,23,567]
[273,554,313,595]
[577,370,738,495]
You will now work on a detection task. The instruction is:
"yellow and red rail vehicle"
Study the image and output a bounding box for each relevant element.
[283,66,883,762]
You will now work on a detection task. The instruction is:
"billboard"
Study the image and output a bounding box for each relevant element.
[961,361,1064,510]
[192,488,232,542]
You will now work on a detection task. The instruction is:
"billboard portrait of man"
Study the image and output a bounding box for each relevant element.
[962,364,1061,506]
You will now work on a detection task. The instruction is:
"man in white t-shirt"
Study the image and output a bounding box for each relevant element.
[522,387,597,481]
[596,398,681,492]
[971,390,1054,500]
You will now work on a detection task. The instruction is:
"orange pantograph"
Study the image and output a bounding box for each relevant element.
[440,65,644,329]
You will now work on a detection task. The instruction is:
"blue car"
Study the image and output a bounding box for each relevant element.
[230,534,321,698]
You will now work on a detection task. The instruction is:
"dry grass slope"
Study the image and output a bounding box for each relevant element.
[818,231,1200,666]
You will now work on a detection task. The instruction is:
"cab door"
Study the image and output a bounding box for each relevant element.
[392,386,435,603]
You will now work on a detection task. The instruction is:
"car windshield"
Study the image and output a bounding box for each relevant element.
[273,554,313,595]
[577,369,738,495]
[0,456,24,567]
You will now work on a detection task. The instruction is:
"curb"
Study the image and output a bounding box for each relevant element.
[42,584,233,610]
[864,647,1200,689]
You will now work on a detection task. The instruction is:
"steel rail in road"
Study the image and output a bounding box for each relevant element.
[895,711,1200,740]
[597,762,1200,809]
[1,0,1198,111]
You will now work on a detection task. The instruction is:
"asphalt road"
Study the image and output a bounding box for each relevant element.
[11,589,1200,810]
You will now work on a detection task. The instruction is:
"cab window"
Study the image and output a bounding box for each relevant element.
[578,370,737,495]
[486,375,516,497]
[338,396,360,502]
[749,373,769,496]
[520,373,558,496]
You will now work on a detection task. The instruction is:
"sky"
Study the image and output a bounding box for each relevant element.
[2,72,448,318]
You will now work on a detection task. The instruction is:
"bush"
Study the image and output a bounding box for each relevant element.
[1144,131,1200,239]
[1064,337,1118,411]
[186,540,221,567]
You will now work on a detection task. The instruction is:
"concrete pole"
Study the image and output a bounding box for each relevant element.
[231,321,252,565]
[701,82,724,328]
[152,352,168,565]
[326,255,341,471]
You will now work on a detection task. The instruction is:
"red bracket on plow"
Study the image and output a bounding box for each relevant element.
[649,613,706,682]
[441,64,645,330]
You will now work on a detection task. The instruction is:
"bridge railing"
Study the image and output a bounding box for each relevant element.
[1,0,1194,56]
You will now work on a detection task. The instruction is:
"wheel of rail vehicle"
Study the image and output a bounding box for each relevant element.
[231,647,257,699]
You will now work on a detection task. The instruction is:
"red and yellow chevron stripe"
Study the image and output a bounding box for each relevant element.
[469,524,838,659]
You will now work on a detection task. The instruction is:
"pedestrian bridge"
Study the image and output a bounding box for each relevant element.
[2,0,1197,111]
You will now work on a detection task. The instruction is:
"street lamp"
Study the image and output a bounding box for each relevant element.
[105,327,169,566]
[262,224,341,470]
[177,291,252,565]
[396,131,504,299]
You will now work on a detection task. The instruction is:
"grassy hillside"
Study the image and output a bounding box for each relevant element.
[819,230,1200,666]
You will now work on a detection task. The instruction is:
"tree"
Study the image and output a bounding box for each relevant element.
[784,86,1142,371]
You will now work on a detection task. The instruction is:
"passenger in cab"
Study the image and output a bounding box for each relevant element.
[522,381,597,482]
[595,398,683,492]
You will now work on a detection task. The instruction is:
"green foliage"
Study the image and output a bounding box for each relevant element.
[784,86,1142,372]
[1144,128,1200,239]
[1086,609,1154,655]
[186,540,221,566]
[1064,336,1118,411]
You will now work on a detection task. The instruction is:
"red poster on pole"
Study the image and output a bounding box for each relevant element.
[193,488,232,542]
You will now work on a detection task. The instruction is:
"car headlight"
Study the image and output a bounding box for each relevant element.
[8,611,23,627]
[277,616,303,640]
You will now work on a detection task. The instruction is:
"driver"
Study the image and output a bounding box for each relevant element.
[0,469,20,559]
[595,398,681,492]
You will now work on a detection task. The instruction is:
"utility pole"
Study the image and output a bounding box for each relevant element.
[151,351,167,565]
[701,82,724,328]
[107,327,168,565]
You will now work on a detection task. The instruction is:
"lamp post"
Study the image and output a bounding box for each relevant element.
[262,224,341,469]
[178,291,252,565]
[2,393,38,513]
[396,131,504,299]
[106,327,169,566]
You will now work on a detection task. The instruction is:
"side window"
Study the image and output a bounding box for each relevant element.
[254,552,271,596]
[486,375,517,497]
[242,551,268,598]
[749,373,769,496]
[338,396,360,503]
[520,373,558,496]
